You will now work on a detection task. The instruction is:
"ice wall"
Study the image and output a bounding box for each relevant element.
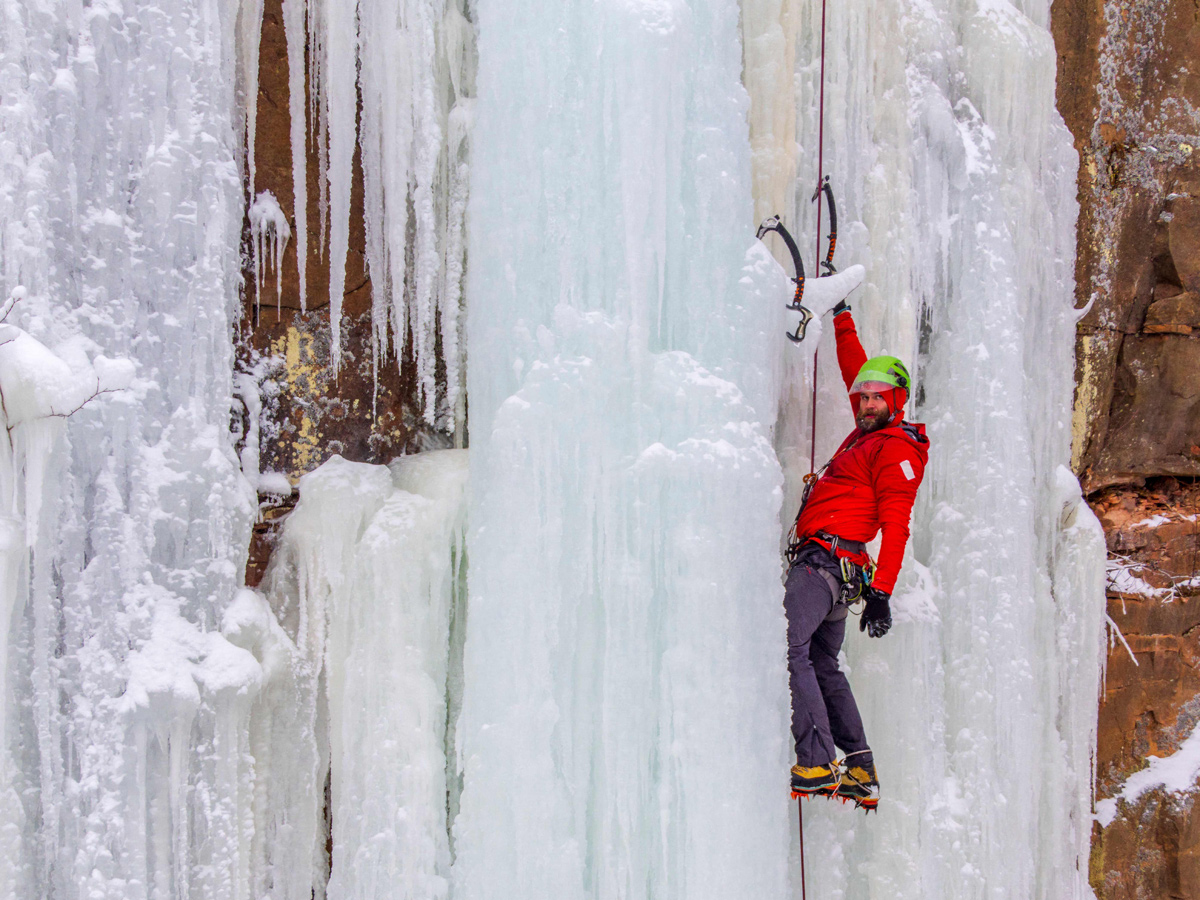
[752,0,1108,896]
[0,0,258,896]
[255,450,468,900]
[454,1,798,898]
[0,0,1107,897]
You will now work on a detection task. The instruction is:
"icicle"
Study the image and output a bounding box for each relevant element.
[237,0,267,198]
[282,0,309,310]
[248,190,292,309]
[321,0,358,371]
[409,0,442,422]
[441,101,473,440]
[308,0,328,263]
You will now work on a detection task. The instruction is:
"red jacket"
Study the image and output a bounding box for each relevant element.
[790,313,929,594]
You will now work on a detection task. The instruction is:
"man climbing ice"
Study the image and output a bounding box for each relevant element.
[784,299,929,810]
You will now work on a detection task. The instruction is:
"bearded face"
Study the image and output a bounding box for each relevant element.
[856,405,891,432]
[856,388,895,433]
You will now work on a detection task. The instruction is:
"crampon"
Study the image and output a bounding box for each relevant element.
[789,758,879,812]
[833,757,879,812]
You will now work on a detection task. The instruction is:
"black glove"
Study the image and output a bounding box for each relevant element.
[859,587,891,638]
[832,299,851,317]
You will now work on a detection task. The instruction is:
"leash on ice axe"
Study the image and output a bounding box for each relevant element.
[754,178,839,344]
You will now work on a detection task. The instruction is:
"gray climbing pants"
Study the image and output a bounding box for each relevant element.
[783,556,872,767]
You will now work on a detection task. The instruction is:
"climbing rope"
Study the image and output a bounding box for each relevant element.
[798,796,808,900]
[799,1,831,896]
[808,0,831,477]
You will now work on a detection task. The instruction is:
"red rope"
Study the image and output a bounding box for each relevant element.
[799,6,830,898]
[798,797,808,900]
[809,0,830,475]
[791,12,834,900]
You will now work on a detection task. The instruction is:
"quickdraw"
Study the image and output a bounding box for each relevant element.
[837,555,875,605]
[755,179,840,344]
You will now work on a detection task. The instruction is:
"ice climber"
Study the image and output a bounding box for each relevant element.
[784,299,929,810]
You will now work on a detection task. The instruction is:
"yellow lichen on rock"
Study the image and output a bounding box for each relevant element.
[275,327,326,477]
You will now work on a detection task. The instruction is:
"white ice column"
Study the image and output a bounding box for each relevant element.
[259,450,468,900]
[454,1,795,899]
[0,0,257,897]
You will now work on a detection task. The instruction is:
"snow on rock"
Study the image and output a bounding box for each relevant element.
[256,470,293,496]
[1095,722,1200,828]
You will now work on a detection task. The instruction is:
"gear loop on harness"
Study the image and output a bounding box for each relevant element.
[785,529,877,612]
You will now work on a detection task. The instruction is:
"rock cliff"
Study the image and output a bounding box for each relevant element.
[1053,0,1200,893]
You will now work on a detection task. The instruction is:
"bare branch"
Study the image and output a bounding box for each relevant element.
[0,288,25,324]
[4,381,124,441]
[1106,551,1195,604]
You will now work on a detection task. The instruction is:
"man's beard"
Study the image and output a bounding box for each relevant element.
[856,407,892,433]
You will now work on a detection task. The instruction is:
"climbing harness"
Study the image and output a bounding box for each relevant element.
[785,532,876,615]
[812,531,876,606]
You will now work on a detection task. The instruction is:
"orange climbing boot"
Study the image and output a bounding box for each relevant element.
[790,763,838,799]
[835,758,879,810]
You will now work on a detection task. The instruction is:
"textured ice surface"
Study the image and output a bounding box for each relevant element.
[762,0,1108,896]
[258,450,468,900]
[453,1,795,898]
[0,0,256,897]
[0,0,1105,897]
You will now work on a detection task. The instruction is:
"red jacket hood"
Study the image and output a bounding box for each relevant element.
[842,419,930,463]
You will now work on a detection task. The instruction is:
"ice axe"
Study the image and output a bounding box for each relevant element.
[755,215,813,343]
[812,175,838,275]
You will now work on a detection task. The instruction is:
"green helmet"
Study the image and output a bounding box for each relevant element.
[850,355,911,394]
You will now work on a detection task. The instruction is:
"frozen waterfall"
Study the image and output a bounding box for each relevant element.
[762,0,1108,896]
[0,0,1104,898]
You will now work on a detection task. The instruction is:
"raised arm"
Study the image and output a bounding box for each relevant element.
[833,309,869,415]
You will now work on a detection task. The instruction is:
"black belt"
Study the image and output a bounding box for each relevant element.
[813,530,866,554]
